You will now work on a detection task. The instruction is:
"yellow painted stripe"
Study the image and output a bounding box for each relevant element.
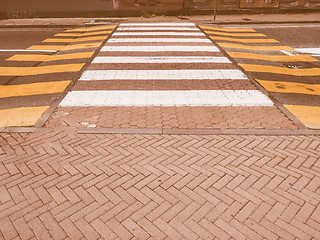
[65,25,116,32]
[218,43,295,51]
[0,106,49,127]
[210,36,279,43]
[240,64,320,76]
[199,26,256,32]
[55,30,112,37]
[284,105,320,129]
[227,52,319,62]
[6,52,94,62]
[42,36,107,43]
[0,64,84,76]
[0,81,71,98]
[257,80,320,95]
[28,42,102,51]
[205,31,266,37]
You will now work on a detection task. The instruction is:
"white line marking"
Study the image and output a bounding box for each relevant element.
[117,27,199,31]
[108,38,211,43]
[60,90,273,107]
[120,23,196,26]
[101,46,219,52]
[280,50,294,56]
[0,49,57,52]
[113,32,204,36]
[294,48,320,55]
[80,70,247,80]
[92,56,231,63]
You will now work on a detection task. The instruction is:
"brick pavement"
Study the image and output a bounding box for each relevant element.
[1,129,320,239]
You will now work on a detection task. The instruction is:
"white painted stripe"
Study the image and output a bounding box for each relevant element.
[101,46,219,52]
[80,70,246,80]
[113,32,204,36]
[92,56,231,63]
[120,23,195,26]
[294,48,320,56]
[108,38,211,43]
[60,90,273,107]
[117,27,199,31]
[0,49,57,52]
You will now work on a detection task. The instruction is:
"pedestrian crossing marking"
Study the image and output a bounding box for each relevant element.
[28,42,102,51]
[205,31,266,37]
[0,64,84,76]
[0,81,71,98]
[199,26,257,32]
[227,52,319,62]
[210,36,279,43]
[55,30,113,37]
[6,52,94,62]
[42,36,107,43]
[257,80,320,95]
[101,45,220,52]
[284,105,320,129]
[0,106,49,127]
[65,25,116,32]
[218,43,295,51]
[240,64,320,76]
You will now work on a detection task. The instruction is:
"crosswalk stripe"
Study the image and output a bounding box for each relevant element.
[42,36,107,43]
[0,81,71,98]
[205,31,266,37]
[92,56,232,63]
[55,30,113,37]
[120,23,195,26]
[199,26,257,32]
[227,52,318,62]
[240,64,320,76]
[6,52,94,62]
[117,27,199,31]
[108,38,211,43]
[100,46,220,52]
[80,69,247,80]
[28,42,102,51]
[60,90,273,107]
[0,106,49,127]
[65,25,116,32]
[294,48,320,56]
[218,43,295,51]
[210,36,279,43]
[113,32,204,36]
[0,64,84,76]
[257,80,320,95]
[284,105,320,129]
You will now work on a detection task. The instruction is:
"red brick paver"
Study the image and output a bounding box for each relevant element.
[1,130,320,239]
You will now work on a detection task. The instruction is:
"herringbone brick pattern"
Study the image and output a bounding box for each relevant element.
[1,130,320,239]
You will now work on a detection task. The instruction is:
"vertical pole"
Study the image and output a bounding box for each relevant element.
[214,0,217,21]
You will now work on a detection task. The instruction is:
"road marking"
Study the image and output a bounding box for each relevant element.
[205,31,266,37]
[210,36,279,43]
[113,32,204,36]
[240,64,320,76]
[42,36,107,43]
[55,30,113,37]
[218,43,295,51]
[0,49,57,52]
[92,56,232,63]
[108,38,212,43]
[60,90,273,107]
[28,42,102,51]
[284,105,320,129]
[294,48,320,56]
[199,26,257,32]
[0,106,49,127]
[80,69,247,80]
[227,52,318,62]
[120,23,195,26]
[65,25,116,32]
[100,45,220,52]
[0,64,84,76]
[6,52,94,62]
[117,27,199,31]
[257,80,320,95]
[0,81,71,98]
